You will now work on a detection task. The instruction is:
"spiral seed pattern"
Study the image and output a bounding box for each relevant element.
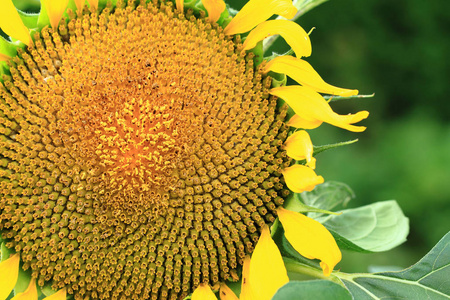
[0,1,292,299]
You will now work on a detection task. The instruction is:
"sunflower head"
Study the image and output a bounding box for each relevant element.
[0,0,367,299]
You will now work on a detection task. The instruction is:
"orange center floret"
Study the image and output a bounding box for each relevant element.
[57,51,202,210]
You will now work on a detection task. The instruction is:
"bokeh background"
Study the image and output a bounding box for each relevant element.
[7,0,450,272]
[230,0,450,271]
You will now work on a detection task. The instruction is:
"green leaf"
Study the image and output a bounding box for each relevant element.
[272,280,352,300]
[328,229,372,253]
[301,181,355,219]
[317,200,409,252]
[336,232,450,299]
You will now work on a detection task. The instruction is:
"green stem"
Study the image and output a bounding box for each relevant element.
[283,257,345,287]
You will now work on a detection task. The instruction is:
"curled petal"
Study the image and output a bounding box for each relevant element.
[41,0,70,29]
[249,226,288,300]
[224,0,297,35]
[0,253,20,300]
[271,86,369,132]
[42,288,67,300]
[192,283,217,300]
[284,130,316,169]
[265,56,358,96]
[219,283,238,300]
[202,0,226,23]
[0,0,31,45]
[281,164,323,193]
[277,207,342,276]
[11,278,37,300]
[243,20,311,58]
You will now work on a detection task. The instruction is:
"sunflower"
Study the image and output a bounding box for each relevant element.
[0,0,368,299]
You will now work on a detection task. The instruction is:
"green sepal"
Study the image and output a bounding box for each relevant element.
[11,0,40,12]
[18,10,39,30]
[215,5,231,27]
[270,72,287,88]
[191,1,230,26]
[98,0,118,10]
[0,36,19,59]
[37,3,50,30]
[14,266,33,296]
[40,281,61,297]
[293,0,329,19]
[65,0,78,16]
[264,48,294,62]
[0,241,13,261]
[313,139,359,156]
[324,93,375,103]
[0,61,10,81]
[182,0,200,11]
[283,193,342,216]
[252,41,264,67]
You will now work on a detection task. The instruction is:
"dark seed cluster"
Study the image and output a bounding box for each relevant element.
[0,1,291,299]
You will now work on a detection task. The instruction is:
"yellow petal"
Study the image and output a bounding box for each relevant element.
[202,0,226,23]
[224,0,297,35]
[270,86,369,132]
[176,0,184,12]
[11,278,37,300]
[239,256,255,300]
[281,164,324,193]
[41,0,70,29]
[277,207,342,276]
[73,0,84,12]
[219,283,238,300]
[248,226,288,300]
[0,0,31,45]
[284,130,316,169]
[265,56,358,96]
[192,284,217,300]
[86,0,98,10]
[0,253,20,300]
[42,288,66,300]
[242,20,311,58]
[287,114,322,130]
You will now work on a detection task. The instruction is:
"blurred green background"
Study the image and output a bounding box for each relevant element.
[229,0,450,271]
[8,0,450,272]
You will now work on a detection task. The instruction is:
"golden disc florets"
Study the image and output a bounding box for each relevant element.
[0,1,293,299]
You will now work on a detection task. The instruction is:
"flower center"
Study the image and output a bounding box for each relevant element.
[0,2,292,299]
